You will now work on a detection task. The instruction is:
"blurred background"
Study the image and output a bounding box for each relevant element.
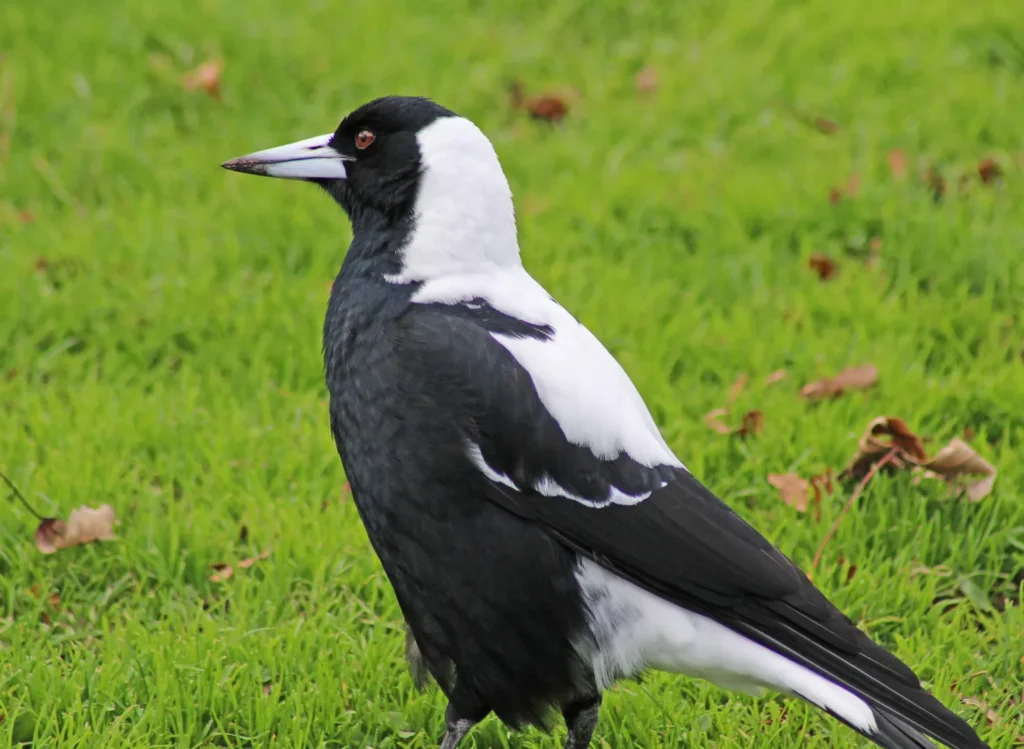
[1,0,1022,746]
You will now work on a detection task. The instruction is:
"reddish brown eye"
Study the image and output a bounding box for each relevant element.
[355,130,375,149]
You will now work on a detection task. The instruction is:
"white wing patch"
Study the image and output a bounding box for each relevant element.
[465,441,518,490]
[416,269,683,472]
[466,441,654,507]
[576,560,878,735]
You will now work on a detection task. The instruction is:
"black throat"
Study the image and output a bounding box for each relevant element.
[321,211,420,390]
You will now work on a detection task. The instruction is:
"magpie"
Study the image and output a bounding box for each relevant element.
[223,96,988,749]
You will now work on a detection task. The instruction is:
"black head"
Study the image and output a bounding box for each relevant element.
[222,96,456,228]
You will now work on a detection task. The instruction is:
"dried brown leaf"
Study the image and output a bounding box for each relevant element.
[510,81,571,123]
[977,158,1002,186]
[828,186,843,205]
[841,419,997,500]
[703,408,732,435]
[18,210,35,224]
[634,66,658,94]
[237,549,271,569]
[182,59,223,100]
[768,473,811,512]
[921,438,997,502]
[765,369,788,386]
[209,563,233,583]
[737,410,764,437]
[841,416,927,480]
[808,253,839,281]
[704,407,762,438]
[800,364,878,401]
[526,95,568,123]
[35,504,117,555]
[888,149,908,180]
[727,373,748,405]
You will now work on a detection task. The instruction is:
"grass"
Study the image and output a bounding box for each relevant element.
[1,0,1023,746]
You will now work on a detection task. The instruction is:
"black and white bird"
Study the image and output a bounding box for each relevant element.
[223,96,988,749]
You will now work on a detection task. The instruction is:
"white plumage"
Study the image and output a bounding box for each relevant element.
[576,559,879,735]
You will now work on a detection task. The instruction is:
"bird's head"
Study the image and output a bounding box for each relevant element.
[223,96,520,280]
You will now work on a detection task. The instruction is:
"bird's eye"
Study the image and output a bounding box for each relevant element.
[355,130,376,150]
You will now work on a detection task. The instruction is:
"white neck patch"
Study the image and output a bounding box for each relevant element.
[385,116,521,284]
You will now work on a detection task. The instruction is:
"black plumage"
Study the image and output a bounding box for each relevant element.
[222,95,990,749]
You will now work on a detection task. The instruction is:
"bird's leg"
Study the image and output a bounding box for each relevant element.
[563,694,602,749]
[439,701,478,749]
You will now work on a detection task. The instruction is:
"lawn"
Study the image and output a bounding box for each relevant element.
[1,0,1023,746]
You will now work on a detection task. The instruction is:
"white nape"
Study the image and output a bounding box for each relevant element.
[576,560,879,735]
[385,116,520,285]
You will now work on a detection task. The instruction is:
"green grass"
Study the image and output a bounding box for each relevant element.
[1,0,1023,746]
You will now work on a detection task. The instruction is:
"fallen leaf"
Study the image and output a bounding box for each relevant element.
[977,158,1002,186]
[634,66,658,94]
[841,420,997,500]
[841,416,927,479]
[800,364,878,401]
[526,95,568,122]
[182,59,223,100]
[737,410,764,437]
[808,253,839,281]
[921,438,997,502]
[828,186,843,205]
[768,473,811,512]
[765,369,788,386]
[208,563,233,583]
[704,408,762,438]
[888,149,908,180]
[237,549,271,569]
[813,117,839,134]
[17,210,35,224]
[509,81,569,123]
[703,407,732,435]
[727,373,748,405]
[35,504,118,554]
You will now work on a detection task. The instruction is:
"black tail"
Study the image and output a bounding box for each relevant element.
[748,621,990,749]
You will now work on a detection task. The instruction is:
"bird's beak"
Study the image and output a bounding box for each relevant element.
[221,133,350,180]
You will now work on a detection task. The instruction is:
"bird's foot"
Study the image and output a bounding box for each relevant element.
[439,702,478,749]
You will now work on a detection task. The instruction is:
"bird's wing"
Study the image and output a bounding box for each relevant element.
[391,293,983,749]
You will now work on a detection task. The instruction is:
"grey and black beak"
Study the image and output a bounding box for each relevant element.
[221,133,351,180]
